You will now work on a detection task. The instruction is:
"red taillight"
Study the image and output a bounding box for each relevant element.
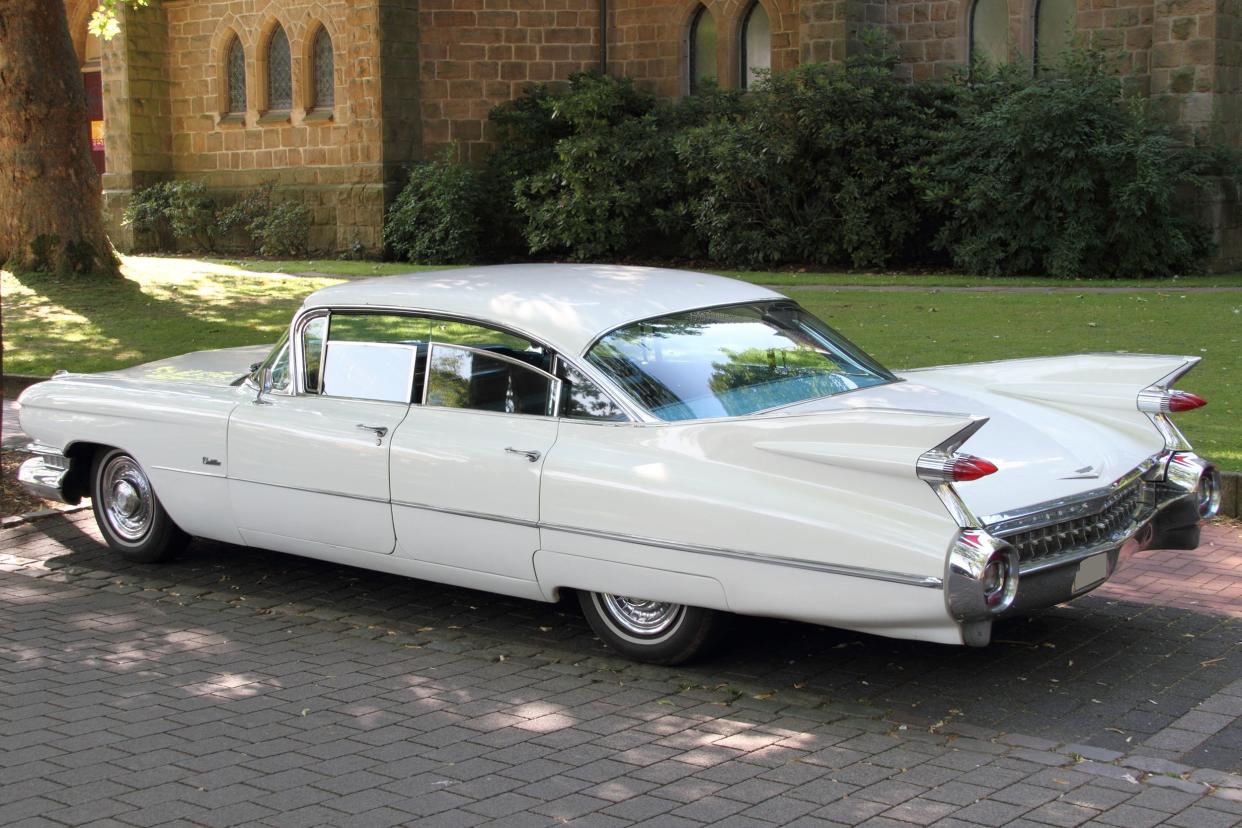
[950,455,998,482]
[1167,390,1206,412]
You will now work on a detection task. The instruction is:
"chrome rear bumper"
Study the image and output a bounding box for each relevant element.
[990,452,1218,616]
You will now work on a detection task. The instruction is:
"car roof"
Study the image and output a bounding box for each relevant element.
[303,264,784,355]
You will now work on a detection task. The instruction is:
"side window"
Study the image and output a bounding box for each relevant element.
[302,315,328,393]
[320,313,419,403]
[256,330,291,394]
[558,361,628,422]
[269,344,292,393]
[425,345,558,416]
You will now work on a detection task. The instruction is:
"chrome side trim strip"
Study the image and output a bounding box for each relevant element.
[392,499,540,529]
[230,476,391,504]
[982,459,1157,536]
[540,522,944,588]
[150,465,225,479]
[386,499,942,588]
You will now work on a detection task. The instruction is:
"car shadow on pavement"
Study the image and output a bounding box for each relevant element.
[13,510,1240,773]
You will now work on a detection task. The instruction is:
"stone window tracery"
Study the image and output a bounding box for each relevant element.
[688,5,717,93]
[1035,0,1076,70]
[969,0,1008,67]
[226,35,246,113]
[741,2,771,90]
[267,24,292,110]
[312,27,335,109]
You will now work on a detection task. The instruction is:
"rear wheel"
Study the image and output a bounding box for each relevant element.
[577,591,716,665]
[90,449,188,563]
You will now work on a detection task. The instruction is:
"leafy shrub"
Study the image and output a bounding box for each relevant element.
[122,184,176,250]
[384,152,488,264]
[251,201,311,256]
[502,72,690,260]
[122,181,219,252]
[124,180,313,256]
[676,45,947,269]
[217,182,276,254]
[922,51,1224,277]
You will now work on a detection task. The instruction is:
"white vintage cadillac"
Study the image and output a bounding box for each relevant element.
[17,265,1222,663]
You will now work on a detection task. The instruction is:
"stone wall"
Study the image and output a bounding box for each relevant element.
[69,0,1242,268]
[418,0,600,162]
[609,0,799,98]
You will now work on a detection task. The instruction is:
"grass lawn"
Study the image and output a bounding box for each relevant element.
[2,257,341,376]
[3,255,1238,470]
[795,291,1241,471]
[204,257,1242,288]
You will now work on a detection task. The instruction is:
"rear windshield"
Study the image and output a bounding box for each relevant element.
[586,302,896,421]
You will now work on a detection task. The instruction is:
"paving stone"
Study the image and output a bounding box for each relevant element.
[3,516,1240,828]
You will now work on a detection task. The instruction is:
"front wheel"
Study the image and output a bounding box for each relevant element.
[91,449,188,563]
[577,591,716,665]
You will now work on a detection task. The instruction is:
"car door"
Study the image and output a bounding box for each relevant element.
[227,311,416,556]
[389,335,563,583]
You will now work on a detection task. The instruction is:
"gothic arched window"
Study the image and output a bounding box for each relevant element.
[226,35,246,113]
[688,6,717,93]
[311,26,335,108]
[741,2,771,89]
[267,24,292,110]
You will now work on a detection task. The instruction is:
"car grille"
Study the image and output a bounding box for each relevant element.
[998,479,1144,565]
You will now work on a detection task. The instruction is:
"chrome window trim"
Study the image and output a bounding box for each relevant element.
[981,458,1158,537]
[292,307,331,396]
[287,304,651,422]
[422,342,563,417]
[551,355,631,423]
[579,298,901,423]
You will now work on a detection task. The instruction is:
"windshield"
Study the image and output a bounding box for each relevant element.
[586,301,897,421]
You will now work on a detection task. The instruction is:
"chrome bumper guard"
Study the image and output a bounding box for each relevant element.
[16,445,75,505]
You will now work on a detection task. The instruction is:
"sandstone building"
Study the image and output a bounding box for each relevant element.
[65,0,1241,261]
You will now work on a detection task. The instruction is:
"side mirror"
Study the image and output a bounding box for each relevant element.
[254,367,274,405]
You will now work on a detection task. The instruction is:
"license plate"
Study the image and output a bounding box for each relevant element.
[1072,553,1110,592]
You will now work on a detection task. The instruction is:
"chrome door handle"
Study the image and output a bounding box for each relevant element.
[505,447,541,462]
[357,424,389,446]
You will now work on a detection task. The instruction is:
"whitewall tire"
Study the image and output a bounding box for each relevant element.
[577,591,716,665]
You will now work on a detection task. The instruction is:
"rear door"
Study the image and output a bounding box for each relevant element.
[390,326,562,583]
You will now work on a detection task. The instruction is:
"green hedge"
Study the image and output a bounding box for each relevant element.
[383,47,1236,277]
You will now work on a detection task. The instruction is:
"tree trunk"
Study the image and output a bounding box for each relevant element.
[0,0,118,275]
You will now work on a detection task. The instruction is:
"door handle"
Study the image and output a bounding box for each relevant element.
[505,447,542,463]
[357,424,389,446]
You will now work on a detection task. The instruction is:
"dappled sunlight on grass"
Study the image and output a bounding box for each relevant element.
[2,255,342,376]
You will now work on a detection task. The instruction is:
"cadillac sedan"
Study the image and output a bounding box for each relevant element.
[16,265,1221,663]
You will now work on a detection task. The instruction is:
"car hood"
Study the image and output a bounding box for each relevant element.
[106,344,273,387]
[774,361,1172,521]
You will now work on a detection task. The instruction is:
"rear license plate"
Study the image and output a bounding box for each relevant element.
[1072,553,1110,592]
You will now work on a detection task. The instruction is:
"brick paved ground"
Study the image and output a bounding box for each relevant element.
[3,511,1242,827]
[1099,522,1242,619]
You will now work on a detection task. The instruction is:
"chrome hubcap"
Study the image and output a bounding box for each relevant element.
[101,456,153,542]
[112,481,140,516]
[600,595,684,637]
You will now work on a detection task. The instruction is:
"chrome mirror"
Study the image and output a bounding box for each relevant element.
[254,367,274,405]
